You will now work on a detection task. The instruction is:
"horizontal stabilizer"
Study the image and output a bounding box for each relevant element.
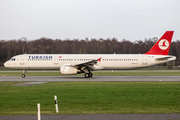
[156,57,174,61]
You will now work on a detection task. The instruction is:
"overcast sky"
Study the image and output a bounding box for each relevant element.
[0,0,180,41]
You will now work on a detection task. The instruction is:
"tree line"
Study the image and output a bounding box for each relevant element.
[0,37,180,66]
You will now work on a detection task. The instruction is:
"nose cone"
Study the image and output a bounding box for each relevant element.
[4,62,8,68]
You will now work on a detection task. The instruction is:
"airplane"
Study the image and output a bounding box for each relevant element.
[4,31,176,78]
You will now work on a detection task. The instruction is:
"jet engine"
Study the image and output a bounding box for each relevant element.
[60,65,78,74]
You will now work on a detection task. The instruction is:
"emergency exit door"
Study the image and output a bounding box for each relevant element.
[20,56,25,65]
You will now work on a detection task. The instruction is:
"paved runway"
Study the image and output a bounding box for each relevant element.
[0,76,180,82]
[1,114,180,120]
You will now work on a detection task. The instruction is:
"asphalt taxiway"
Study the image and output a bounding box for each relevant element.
[0,76,180,82]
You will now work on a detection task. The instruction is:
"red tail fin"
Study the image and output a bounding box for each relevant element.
[145,31,174,55]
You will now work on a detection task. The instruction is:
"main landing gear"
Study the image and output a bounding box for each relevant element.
[22,69,26,78]
[84,71,93,78]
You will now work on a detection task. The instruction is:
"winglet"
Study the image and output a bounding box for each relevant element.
[145,31,174,55]
[97,57,102,62]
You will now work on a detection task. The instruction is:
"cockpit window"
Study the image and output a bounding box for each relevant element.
[10,58,16,61]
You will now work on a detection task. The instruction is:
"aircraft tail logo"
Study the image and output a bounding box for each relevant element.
[158,39,169,50]
[145,31,174,55]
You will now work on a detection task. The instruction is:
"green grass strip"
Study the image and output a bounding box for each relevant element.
[0,81,180,115]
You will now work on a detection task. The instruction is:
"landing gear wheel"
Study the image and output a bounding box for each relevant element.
[84,72,93,78]
[22,74,26,78]
[22,70,26,78]
[89,73,93,77]
[84,73,89,78]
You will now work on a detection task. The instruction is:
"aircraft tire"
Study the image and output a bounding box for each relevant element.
[89,73,93,77]
[22,74,26,78]
[84,73,89,78]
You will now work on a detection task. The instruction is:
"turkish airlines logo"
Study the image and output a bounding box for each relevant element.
[158,39,169,50]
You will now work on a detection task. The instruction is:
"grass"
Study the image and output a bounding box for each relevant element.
[0,82,180,115]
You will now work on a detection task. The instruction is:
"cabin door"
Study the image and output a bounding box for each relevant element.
[142,56,147,65]
[54,56,58,65]
[20,56,25,65]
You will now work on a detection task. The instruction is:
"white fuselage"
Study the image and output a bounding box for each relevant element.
[4,54,176,70]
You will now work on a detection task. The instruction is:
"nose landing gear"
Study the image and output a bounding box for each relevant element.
[22,70,26,78]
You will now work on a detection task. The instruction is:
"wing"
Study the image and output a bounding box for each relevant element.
[75,59,98,66]
[62,58,103,71]
[74,58,103,71]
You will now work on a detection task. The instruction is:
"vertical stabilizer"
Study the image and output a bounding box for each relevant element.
[145,31,174,55]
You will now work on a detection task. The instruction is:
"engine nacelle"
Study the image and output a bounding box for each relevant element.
[60,66,77,75]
